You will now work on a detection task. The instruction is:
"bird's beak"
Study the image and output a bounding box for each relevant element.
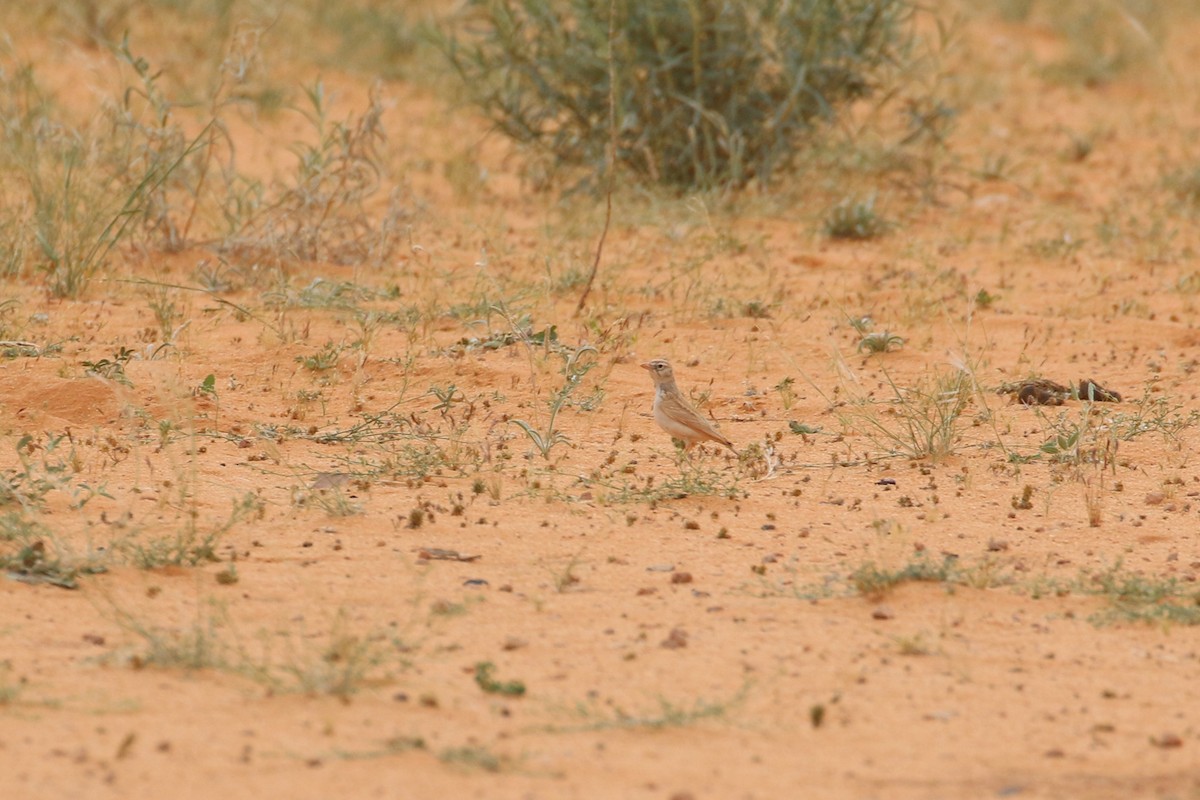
[639,362,653,371]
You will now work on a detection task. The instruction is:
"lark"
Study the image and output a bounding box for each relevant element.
[641,359,736,454]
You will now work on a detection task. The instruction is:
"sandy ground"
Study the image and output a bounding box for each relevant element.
[3,4,1200,799]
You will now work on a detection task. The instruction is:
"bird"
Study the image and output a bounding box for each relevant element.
[641,359,736,454]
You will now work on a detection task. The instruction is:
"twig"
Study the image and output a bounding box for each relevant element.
[575,0,617,316]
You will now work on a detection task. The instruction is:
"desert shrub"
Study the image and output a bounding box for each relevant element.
[440,0,915,189]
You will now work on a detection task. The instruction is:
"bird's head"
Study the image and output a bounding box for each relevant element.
[640,359,675,384]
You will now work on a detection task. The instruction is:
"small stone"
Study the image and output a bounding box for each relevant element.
[1145,491,1165,506]
[671,572,693,584]
[872,605,895,620]
[661,628,688,649]
[1152,733,1183,749]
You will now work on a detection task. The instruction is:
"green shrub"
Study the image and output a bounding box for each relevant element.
[440,0,914,189]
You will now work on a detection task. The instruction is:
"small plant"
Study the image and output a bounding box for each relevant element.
[1039,424,1085,462]
[82,346,135,385]
[1035,404,1118,468]
[511,343,598,459]
[428,384,468,421]
[116,599,232,671]
[891,632,935,656]
[196,373,217,399]
[473,661,526,697]
[824,194,891,240]
[145,284,183,341]
[549,686,746,733]
[974,288,999,309]
[774,377,797,410]
[742,300,772,319]
[551,550,584,592]
[856,331,904,354]
[851,556,958,599]
[848,315,873,335]
[298,342,343,372]
[277,616,383,698]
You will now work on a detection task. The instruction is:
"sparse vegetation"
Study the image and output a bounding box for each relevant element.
[545,685,747,733]
[439,745,507,773]
[122,492,262,569]
[473,661,526,697]
[111,600,390,696]
[3,1,1200,795]
[1091,576,1200,626]
[851,555,960,599]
